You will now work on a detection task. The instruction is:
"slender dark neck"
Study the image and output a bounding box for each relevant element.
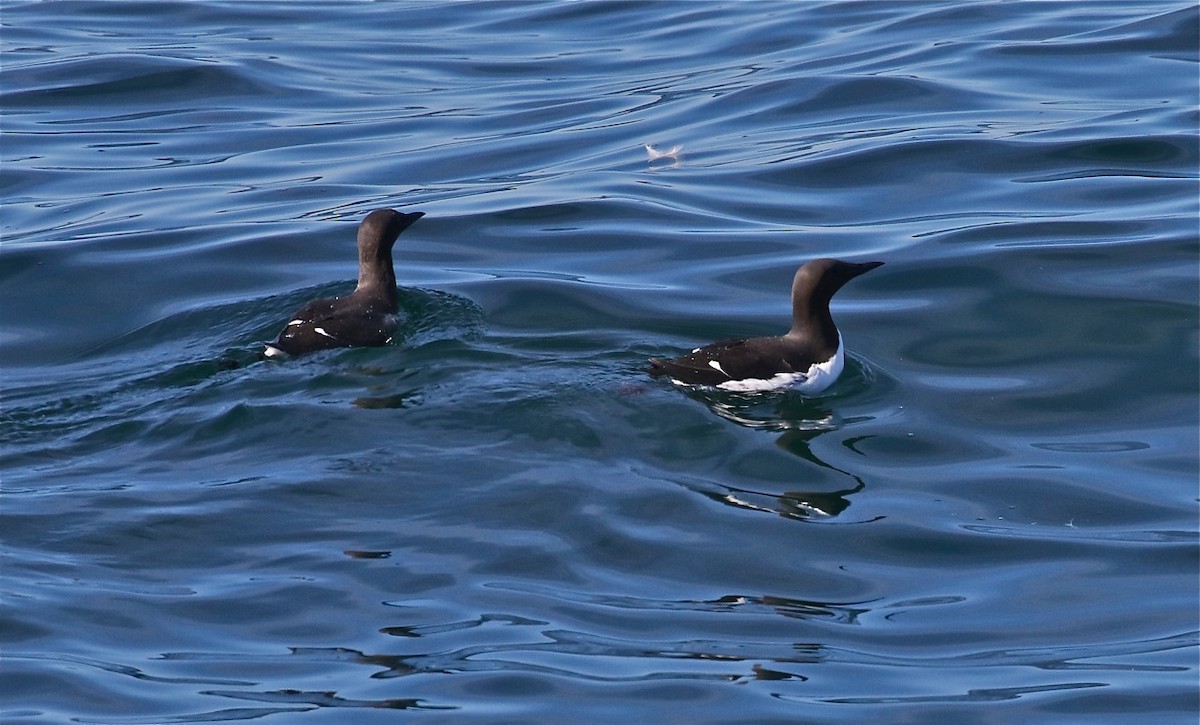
[355,245,397,309]
[788,274,838,348]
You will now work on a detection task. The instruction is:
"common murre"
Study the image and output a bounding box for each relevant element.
[648,258,883,393]
[264,208,424,359]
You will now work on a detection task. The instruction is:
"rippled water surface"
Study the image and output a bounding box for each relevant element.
[3,2,1198,723]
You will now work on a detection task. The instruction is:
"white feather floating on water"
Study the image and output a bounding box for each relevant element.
[644,143,683,162]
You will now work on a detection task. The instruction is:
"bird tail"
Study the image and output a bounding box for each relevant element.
[647,358,672,377]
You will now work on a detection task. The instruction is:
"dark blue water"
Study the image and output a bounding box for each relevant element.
[3,2,1197,723]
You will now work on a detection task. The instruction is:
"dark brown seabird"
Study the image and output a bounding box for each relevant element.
[648,258,883,392]
[264,208,424,359]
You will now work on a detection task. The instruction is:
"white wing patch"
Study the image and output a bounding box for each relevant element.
[713,335,845,394]
[287,319,305,326]
[716,371,808,393]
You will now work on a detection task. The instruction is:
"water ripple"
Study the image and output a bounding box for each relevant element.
[2,2,1195,722]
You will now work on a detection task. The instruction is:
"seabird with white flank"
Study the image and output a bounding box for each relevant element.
[648,258,883,393]
[264,208,424,359]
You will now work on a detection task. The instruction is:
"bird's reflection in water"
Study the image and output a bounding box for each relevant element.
[680,386,878,522]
